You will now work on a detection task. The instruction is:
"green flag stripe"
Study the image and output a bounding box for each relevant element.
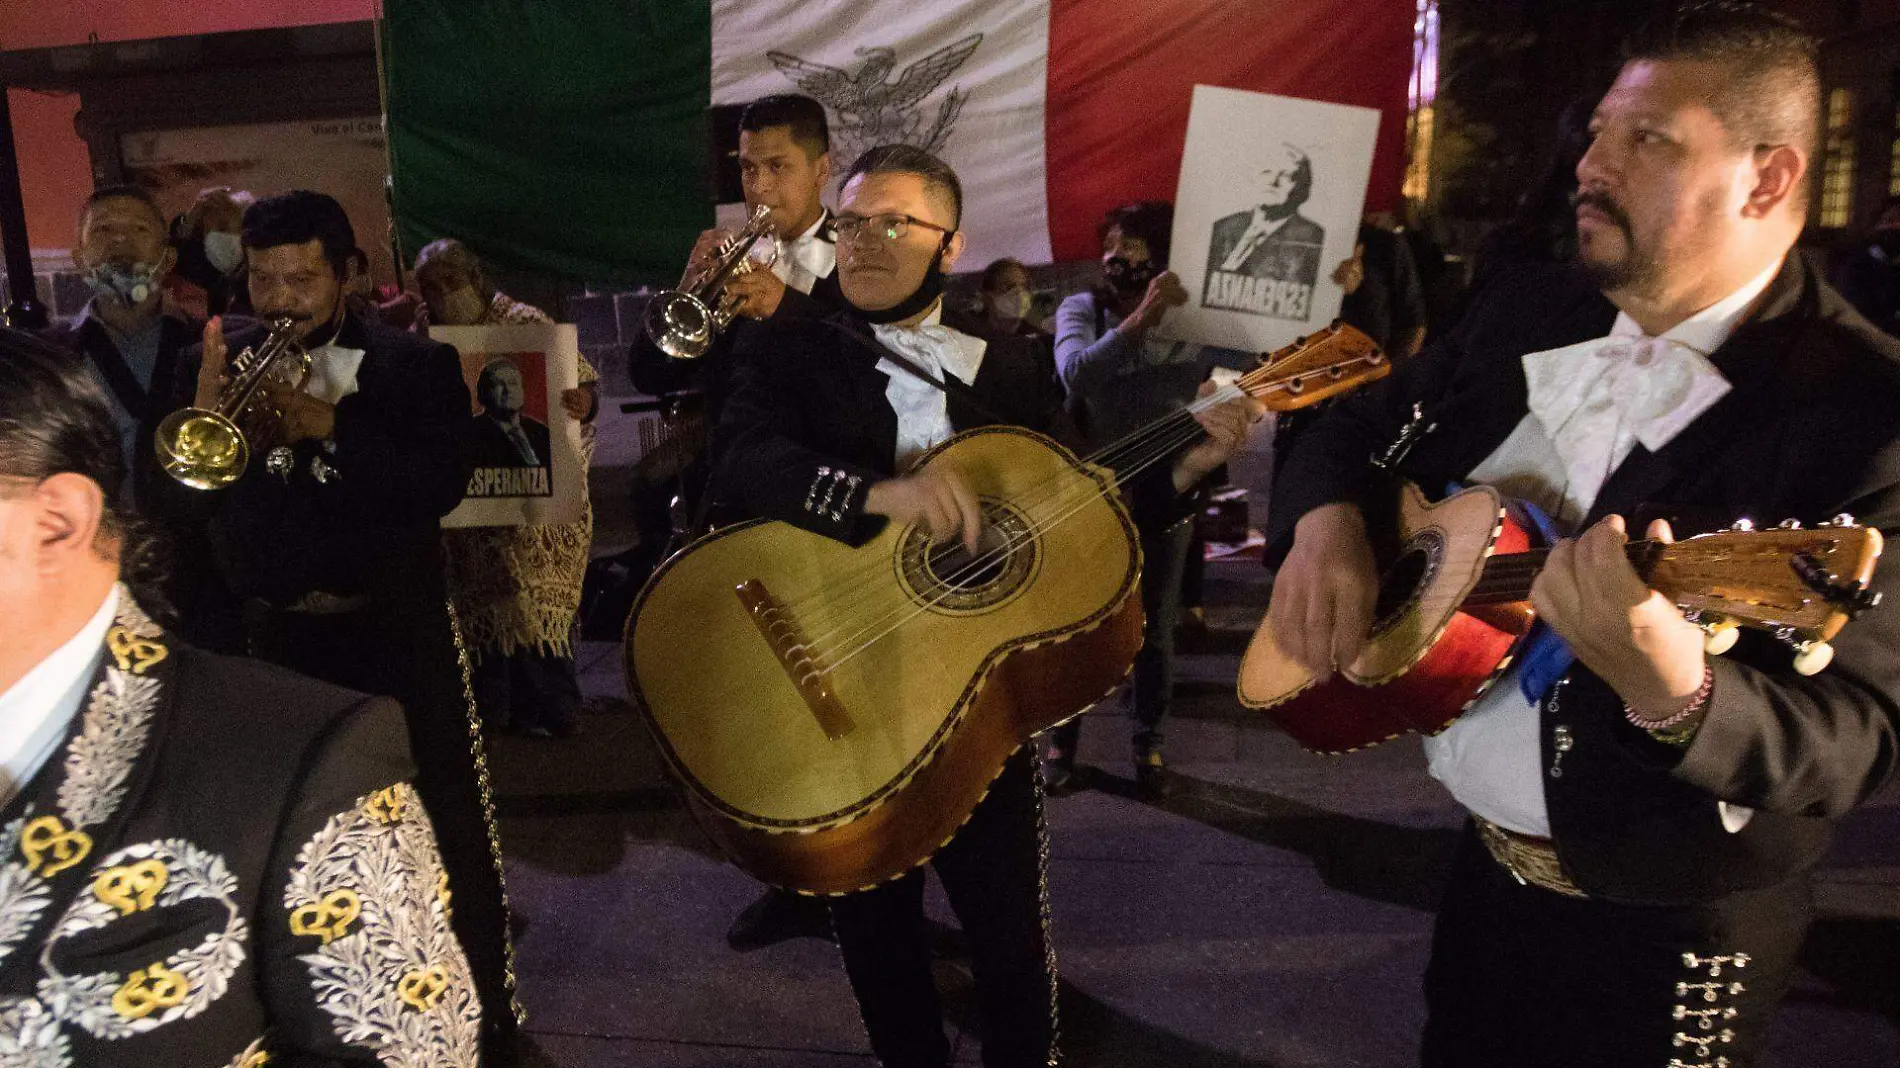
[386,0,713,286]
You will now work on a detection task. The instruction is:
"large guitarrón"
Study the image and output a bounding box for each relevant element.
[628,427,1144,894]
[629,324,1391,893]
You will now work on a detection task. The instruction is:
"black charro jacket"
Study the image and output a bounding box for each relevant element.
[1268,254,1900,905]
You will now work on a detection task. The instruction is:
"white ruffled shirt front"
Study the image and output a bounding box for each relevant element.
[870,305,988,470]
[1425,260,1780,838]
[772,212,836,296]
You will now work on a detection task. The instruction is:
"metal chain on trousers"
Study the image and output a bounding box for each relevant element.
[446,598,526,1026]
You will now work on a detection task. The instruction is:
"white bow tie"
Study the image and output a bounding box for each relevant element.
[870,323,983,385]
[1524,334,1730,450]
[1521,332,1730,500]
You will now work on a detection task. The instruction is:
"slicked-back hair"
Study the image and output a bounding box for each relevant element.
[79,184,166,233]
[1098,201,1174,267]
[242,190,360,279]
[1623,2,1822,180]
[0,328,166,606]
[844,144,964,230]
[741,94,831,157]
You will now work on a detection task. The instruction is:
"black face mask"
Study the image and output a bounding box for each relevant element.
[1102,256,1158,297]
[857,237,953,325]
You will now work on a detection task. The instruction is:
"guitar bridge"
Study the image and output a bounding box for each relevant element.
[735,579,855,740]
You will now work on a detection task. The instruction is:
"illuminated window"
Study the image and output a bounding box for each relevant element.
[1821,88,1855,229]
[1888,104,1900,197]
[1404,0,1440,202]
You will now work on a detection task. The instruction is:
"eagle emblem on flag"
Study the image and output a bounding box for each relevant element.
[769,34,983,159]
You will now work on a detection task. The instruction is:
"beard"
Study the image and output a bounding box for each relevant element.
[1573,189,1664,296]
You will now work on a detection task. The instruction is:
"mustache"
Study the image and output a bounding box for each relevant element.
[1571,189,1632,233]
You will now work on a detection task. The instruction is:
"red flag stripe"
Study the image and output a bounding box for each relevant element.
[1044,0,1416,261]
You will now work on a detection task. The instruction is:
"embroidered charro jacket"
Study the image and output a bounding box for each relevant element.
[0,594,480,1066]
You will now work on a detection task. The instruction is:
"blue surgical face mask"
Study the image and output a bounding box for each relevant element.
[84,262,162,307]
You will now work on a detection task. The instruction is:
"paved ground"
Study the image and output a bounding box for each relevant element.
[485,556,1900,1067]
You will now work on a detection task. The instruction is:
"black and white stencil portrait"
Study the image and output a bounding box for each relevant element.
[1203,143,1327,321]
[1165,86,1380,354]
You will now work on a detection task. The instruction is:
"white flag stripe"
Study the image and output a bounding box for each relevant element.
[711,0,1053,266]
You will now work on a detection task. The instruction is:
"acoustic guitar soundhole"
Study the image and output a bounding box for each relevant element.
[1368,528,1446,639]
[898,499,1040,614]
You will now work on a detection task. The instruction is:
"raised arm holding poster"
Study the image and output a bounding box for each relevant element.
[1162,86,1382,354]
[430,322,586,528]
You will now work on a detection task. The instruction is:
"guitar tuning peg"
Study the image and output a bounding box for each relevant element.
[1729,518,1755,532]
[1700,616,1741,656]
[1791,639,1835,676]
[1830,513,1857,527]
[1777,519,1802,530]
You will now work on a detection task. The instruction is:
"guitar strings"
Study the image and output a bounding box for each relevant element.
[806,414,1221,671]
[780,397,1228,635]
[789,409,1224,661]
[794,353,1375,658]
[791,412,1216,659]
[785,385,1249,649]
[776,349,1343,636]
[769,391,1232,639]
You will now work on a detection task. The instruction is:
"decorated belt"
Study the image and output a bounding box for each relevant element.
[1475,816,1588,899]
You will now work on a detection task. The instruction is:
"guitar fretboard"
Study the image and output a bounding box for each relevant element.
[1463,540,1669,605]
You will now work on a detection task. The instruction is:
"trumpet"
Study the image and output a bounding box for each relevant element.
[155,317,313,490]
[642,204,779,359]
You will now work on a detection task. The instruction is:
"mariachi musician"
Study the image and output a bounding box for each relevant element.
[155,191,520,1060]
[1263,7,1900,1065]
[0,329,481,1065]
[630,93,851,952]
[629,93,847,528]
[710,144,1263,1068]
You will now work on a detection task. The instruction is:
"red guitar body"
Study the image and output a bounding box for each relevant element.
[1239,484,1537,754]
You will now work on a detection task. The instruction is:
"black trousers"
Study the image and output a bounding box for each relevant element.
[247,597,520,1055]
[1049,518,1192,759]
[470,649,583,734]
[828,750,1058,1068]
[1422,822,1811,1068]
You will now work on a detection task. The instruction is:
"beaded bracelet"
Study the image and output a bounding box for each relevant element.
[1624,665,1715,740]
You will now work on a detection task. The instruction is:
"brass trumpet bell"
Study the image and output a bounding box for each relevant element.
[154,408,250,490]
[154,316,311,490]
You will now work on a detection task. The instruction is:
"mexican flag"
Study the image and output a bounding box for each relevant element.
[387,0,1414,285]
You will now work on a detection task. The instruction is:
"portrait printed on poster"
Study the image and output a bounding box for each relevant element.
[468,354,555,497]
[1162,86,1381,354]
[430,323,585,528]
[1202,143,1326,322]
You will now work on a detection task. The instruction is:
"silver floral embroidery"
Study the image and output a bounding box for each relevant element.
[0,593,195,1056]
[0,823,53,971]
[36,840,247,1040]
[284,783,479,1066]
[55,669,160,830]
[0,997,71,1068]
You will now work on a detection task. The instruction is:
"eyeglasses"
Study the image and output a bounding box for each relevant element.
[833,212,953,244]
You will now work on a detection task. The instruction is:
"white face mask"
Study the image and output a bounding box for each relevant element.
[989,288,1030,323]
[203,231,244,274]
[437,286,487,326]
